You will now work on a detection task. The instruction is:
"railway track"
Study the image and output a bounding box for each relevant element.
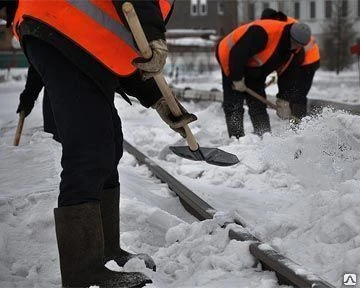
[171,86,360,115]
[123,140,335,288]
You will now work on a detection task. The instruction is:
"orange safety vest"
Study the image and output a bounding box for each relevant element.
[14,0,173,76]
[217,19,289,76]
[302,36,320,66]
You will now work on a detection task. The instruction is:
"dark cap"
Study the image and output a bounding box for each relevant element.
[261,8,287,21]
[261,8,278,19]
[290,22,311,46]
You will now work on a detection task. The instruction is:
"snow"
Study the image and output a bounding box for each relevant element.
[167,37,215,47]
[1,68,359,287]
[166,29,217,36]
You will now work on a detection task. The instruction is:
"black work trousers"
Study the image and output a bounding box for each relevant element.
[278,64,317,118]
[24,37,122,207]
[222,72,270,136]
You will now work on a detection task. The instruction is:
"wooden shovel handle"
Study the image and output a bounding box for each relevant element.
[245,87,277,110]
[245,87,301,123]
[122,2,198,151]
[13,111,25,146]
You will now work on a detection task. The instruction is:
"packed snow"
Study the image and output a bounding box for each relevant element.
[0,68,359,288]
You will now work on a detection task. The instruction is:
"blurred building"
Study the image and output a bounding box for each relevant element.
[0,12,13,51]
[0,11,28,69]
[164,0,239,76]
[167,0,238,38]
[236,0,360,47]
[168,0,360,47]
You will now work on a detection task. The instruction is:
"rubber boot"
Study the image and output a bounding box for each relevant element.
[100,187,156,271]
[54,202,152,288]
[291,103,307,120]
[251,114,271,136]
[225,108,245,139]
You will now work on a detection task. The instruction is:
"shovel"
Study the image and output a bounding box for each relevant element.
[122,3,239,166]
[244,87,300,123]
[245,87,277,109]
[13,111,25,146]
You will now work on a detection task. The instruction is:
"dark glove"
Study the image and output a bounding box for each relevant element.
[134,39,168,81]
[16,92,35,117]
[152,97,197,138]
[0,0,18,28]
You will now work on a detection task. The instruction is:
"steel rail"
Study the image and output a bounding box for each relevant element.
[172,87,360,115]
[123,139,335,288]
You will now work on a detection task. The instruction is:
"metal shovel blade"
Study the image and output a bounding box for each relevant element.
[169,146,240,167]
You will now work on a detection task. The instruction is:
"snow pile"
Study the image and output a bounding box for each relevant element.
[152,222,277,288]
[258,109,360,285]
[120,97,360,286]
[123,219,281,288]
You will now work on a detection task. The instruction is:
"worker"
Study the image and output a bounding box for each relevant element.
[6,0,197,287]
[261,8,320,121]
[216,17,311,138]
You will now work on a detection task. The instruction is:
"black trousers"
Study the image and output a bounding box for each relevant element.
[222,72,268,118]
[25,37,122,207]
[222,72,270,136]
[278,64,318,118]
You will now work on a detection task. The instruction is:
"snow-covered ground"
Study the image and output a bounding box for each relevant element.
[0,68,359,288]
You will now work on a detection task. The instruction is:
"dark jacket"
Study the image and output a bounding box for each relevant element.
[20,64,43,104]
[18,0,171,106]
[23,65,161,109]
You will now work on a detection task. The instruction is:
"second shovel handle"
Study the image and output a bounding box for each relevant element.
[245,87,277,110]
[13,111,25,146]
[245,87,301,123]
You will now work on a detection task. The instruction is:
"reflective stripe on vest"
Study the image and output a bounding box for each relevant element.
[225,23,250,51]
[67,0,136,51]
[252,55,263,66]
[217,20,288,76]
[14,0,172,76]
[302,36,320,66]
[276,47,301,76]
[223,24,263,66]
[304,37,315,52]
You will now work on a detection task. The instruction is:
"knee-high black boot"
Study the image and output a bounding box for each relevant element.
[250,114,271,136]
[54,202,152,288]
[291,103,307,120]
[100,187,156,271]
[224,104,245,139]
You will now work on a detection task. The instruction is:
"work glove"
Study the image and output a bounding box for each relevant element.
[276,98,291,120]
[134,39,168,81]
[152,97,197,138]
[16,93,35,117]
[232,78,247,92]
[0,0,18,28]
